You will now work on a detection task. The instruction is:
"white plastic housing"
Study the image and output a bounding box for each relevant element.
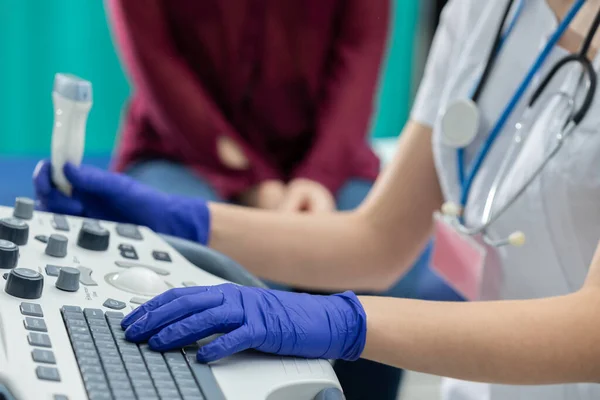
[51,74,92,196]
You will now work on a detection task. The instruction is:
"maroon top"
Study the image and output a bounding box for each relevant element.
[107,0,388,198]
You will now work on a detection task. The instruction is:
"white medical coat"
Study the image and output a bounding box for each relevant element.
[410,1,600,399]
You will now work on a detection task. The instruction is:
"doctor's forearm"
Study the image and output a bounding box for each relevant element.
[207,204,399,291]
[360,291,600,385]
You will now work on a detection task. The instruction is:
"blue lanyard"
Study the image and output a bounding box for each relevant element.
[458,0,586,209]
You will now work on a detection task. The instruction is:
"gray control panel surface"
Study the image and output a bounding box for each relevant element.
[0,202,342,400]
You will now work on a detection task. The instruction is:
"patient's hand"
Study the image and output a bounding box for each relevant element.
[278,179,335,213]
[238,180,286,210]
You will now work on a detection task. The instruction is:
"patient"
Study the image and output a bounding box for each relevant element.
[106,0,388,215]
[104,1,403,399]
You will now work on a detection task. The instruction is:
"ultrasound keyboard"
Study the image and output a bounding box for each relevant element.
[0,199,343,400]
[61,306,212,400]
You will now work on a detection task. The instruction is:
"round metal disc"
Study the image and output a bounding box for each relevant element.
[441,98,480,148]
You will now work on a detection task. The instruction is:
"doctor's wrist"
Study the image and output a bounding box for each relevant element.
[325,291,368,361]
[161,196,211,246]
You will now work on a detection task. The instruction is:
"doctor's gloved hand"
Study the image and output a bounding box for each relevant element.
[33,160,211,245]
[121,284,367,363]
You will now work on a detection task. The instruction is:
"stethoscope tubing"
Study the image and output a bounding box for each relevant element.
[458,0,586,207]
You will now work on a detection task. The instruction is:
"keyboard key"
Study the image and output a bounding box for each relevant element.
[67,318,87,327]
[87,318,108,327]
[20,302,43,317]
[62,305,82,313]
[36,366,61,381]
[106,311,125,319]
[109,380,133,391]
[28,332,52,348]
[134,388,159,397]
[87,392,112,400]
[78,356,101,367]
[69,326,90,334]
[86,381,110,392]
[64,311,85,320]
[91,326,111,334]
[81,365,104,375]
[73,342,96,351]
[82,373,107,384]
[101,356,124,366]
[157,388,180,397]
[106,371,129,382]
[75,348,97,358]
[113,391,136,400]
[84,308,104,319]
[31,349,56,364]
[91,332,113,341]
[24,317,47,332]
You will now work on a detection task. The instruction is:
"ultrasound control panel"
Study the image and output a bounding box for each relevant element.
[0,199,343,400]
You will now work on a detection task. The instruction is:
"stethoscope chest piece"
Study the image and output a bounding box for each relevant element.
[441,98,480,148]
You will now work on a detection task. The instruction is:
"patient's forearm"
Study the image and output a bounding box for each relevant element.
[208,205,393,291]
[360,290,600,384]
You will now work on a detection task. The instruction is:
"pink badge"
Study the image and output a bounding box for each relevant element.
[431,212,487,301]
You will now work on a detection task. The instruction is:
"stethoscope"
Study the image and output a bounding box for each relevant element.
[440,0,599,248]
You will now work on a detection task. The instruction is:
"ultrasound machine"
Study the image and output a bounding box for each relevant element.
[0,74,344,400]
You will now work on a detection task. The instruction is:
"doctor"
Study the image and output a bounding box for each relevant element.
[34,0,600,399]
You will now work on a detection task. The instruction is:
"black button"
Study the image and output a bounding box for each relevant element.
[118,244,135,252]
[53,396,68,400]
[5,268,44,299]
[152,251,171,262]
[0,239,19,269]
[120,250,138,260]
[61,305,82,313]
[35,235,49,244]
[32,348,56,364]
[0,217,29,245]
[52,214,70,231]
[36,366,61,381]
[45,264,61,277]
[77,222,110,251]
[20,302,43,317]
[116,224,143,240]
[24,317,48,332]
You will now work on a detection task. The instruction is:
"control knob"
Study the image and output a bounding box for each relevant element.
[0,218,29,245]
[55,267,80,292]
[5,268,44,299]
[45,234,68,258]
[77,221,110,251]
[0,240,18,269]
[13,197,34,220]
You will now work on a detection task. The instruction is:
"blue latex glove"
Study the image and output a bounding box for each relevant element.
[121,284,367,363]
[33,160,211,245]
